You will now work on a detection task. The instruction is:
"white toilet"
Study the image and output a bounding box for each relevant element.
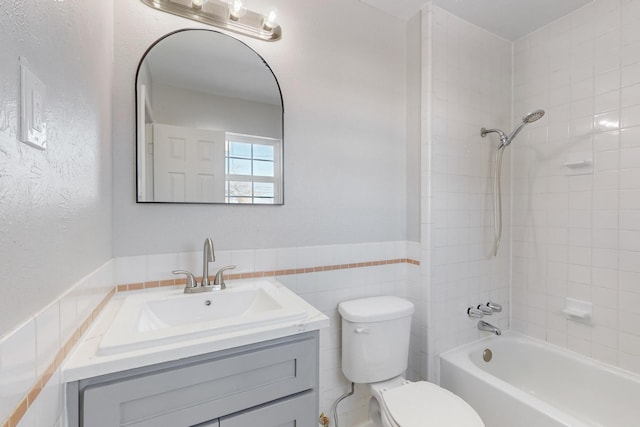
[338,296,484,427]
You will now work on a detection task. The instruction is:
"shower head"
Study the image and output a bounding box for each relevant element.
[481,109,546,147]
[503,109,546,147]
[523,109,545,123]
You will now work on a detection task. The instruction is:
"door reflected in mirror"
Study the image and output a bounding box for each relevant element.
[136,29,283,204]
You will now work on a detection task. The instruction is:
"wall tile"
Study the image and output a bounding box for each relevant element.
[0,319,36,422]
[35,303,60,378]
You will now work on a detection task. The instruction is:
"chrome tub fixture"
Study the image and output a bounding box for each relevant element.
[467,301,503,318]
[478,320,502,336]
[140,0,281,41]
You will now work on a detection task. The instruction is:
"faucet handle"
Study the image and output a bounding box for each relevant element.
[477,304,493,315]
[467,307,484,318]
[213,265,236,290]
[486,301,503,312]
[172,270,198,291]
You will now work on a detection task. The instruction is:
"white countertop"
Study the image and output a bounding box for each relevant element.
[63,278,329,382]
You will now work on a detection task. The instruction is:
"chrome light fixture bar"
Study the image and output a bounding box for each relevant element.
[140,0,281,42]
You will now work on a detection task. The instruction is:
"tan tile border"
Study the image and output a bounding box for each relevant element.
[2,258,419,427]
[115,258,421,291]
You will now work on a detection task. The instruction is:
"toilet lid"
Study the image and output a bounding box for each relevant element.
[380,381,484,427]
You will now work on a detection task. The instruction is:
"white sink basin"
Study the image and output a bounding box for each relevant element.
[139,287,283,330]
[98,279,309,355]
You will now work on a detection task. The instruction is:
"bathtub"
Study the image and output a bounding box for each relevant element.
[440,332,640,427]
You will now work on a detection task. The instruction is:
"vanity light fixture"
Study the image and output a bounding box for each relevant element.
[140,0,281,41]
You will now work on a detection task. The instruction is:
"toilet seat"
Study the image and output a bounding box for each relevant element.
[379,381,484,427]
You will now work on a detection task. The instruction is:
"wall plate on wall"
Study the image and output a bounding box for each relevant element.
[19,57,47,150]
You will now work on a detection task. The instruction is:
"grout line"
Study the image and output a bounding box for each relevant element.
[1,258,419,427]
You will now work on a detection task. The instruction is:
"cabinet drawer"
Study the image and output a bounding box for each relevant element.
[221,391,316,427]
[81,333,318,427]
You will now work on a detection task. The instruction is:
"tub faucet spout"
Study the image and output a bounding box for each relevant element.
[201,237,215,287]
[478,320,502,335]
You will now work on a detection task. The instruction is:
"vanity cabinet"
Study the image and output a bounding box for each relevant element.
[66,332,318,427]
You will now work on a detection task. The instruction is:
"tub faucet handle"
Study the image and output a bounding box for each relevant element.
[477,304,493,315]
[467,307,484,318]
[487,301,503,312]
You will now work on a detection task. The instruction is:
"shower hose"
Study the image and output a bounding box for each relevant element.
[492,145,506,257]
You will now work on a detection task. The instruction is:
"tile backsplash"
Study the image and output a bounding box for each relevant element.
[1,242,420,427]
[1,261,114,427]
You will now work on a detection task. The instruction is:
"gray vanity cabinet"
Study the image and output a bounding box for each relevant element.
[67,332,319,427]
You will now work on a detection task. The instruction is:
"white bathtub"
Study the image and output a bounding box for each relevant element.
[440,332,640,427]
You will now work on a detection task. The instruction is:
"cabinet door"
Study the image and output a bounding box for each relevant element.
[220,391,315,427]
[80,333,317,427]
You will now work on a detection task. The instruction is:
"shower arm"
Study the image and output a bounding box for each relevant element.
[480,128,508,146]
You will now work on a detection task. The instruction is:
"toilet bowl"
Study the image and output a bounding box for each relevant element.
[338,296,484,427]
[369,378,484,427]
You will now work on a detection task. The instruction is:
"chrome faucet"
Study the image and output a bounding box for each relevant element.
[478,320,502,336]
[201,237,215,288]
[171,237,218,294]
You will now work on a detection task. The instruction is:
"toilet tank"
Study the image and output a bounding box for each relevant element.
[338,296,415,384]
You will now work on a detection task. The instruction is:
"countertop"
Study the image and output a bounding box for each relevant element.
[63,278,329,382]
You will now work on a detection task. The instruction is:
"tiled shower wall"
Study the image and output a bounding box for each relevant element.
[420,2,512,381]
[512,0,640,374]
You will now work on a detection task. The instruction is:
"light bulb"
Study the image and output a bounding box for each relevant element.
[228,0,247,20]
[262,9,278,30]
[191,0,207,10]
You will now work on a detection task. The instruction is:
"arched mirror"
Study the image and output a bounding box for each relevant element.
[136,29,283,204]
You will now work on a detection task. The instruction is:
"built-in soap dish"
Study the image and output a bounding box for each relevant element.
[564,152,593,175]
[562,298,592,323]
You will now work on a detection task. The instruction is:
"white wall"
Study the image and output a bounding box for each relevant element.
[151,84,282,138]
[113,0,408,256]
[420,2,512,381]
[512,0,640,374]
[0,1,113,336]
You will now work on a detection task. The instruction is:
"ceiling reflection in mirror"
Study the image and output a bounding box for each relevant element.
[136,29,283,204]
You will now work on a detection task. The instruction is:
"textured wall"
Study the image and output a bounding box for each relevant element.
[0,0,113,335]
[112,0,409,256]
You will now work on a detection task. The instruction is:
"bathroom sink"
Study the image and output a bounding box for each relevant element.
[138,287,283,330]
[97,279,309,356]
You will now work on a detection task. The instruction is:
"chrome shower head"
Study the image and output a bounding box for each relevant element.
[503,109,546,147]
[523,109,545,123]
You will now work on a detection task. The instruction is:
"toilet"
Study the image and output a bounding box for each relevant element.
[338,296,484,427]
